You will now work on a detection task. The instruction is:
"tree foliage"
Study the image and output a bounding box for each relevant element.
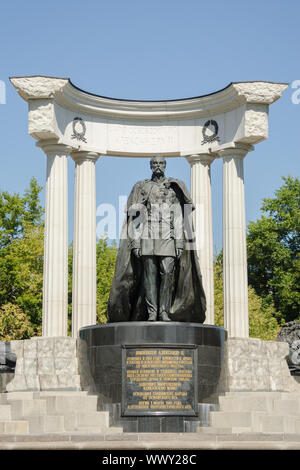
[0,303,35,341]
[214,258,283,341]
[247,176,300,322]
[96,237,117,324]
[0,178,43,249]
[67,237,117,332]
[0,179,44,336]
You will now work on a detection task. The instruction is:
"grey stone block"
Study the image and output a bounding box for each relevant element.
[39,375,58,390]
[50,395,98,414]
[77,411,109,427]
[37,338,54,358]
[10,398,47,419]
[38,358,55,375]
[23,339,38,358]
[25,375,40,391]
[28,415,64,433]
[24,358,37,375]
[210,411,253,428]
[57,374,81,390]
[15,358,24,374]
[6,375,27,392]
[54,338,77,358]
[10,341,24,358]
[70,434,105,441]
[15,433,69,442]
[54,358,77,375]
[1,420,29,434]
[0,404,11,420]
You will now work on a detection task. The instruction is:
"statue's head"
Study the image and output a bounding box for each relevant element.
[150,155,166,176]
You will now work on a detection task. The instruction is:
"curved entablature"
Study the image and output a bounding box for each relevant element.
[10,75,288,157]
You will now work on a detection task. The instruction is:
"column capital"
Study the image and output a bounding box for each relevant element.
[36,139,72,156]
[185,153,216,166]
[217,143,254,160]
[71,150,100,164]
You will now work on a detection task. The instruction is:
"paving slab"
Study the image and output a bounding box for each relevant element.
[0,431,300,450]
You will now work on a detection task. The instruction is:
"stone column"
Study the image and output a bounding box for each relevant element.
[219,144,253,338]
[37,140,71,337]
[186,153,215,325]
[71,151,100,337]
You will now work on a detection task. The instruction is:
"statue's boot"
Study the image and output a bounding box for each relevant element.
[159,311,171,322]
[147,310,157,321]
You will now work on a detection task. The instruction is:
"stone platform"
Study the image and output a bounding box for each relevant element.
[1,333,299,444]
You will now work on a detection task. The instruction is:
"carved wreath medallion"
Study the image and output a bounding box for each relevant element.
[71,117,87,143]
[201,120,220,145]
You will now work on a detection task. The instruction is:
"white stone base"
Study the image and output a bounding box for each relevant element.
[218,338,300,394]
[6,337,81,392]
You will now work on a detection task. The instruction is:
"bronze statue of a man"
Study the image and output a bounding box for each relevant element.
[130,156,184,322]
[107,156,206,324]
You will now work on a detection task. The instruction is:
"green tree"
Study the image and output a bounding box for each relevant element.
[67,243,73,335]
[247,176,300,322]
[0,178,43,249]
[96,237,117,324]
[67,237,118,333]
[0,179,44,337]
[214,257,282,341]
[0,303,34,341]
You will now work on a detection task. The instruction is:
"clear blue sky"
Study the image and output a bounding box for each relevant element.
[0,0,299,253]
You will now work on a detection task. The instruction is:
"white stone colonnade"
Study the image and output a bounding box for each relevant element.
[10,77,288,338]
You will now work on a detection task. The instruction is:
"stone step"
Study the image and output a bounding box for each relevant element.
[77,411,109,427]
[74,426,122,434]
[273,399,300,414]
[198,426,245,434]
[0,392,36,402]
[223,391,285,399]
[9,399,47,419]
[0,404,11,420]
[34,391,89,398]
[253,414,296,433]
[0,420,29,434]
[27,415,65,434]
[280,393,300,400]
[44,395,98,414]
[64,411,109,431]
[224,391,300,400]
[199,426,254,434]
[219,395,274,413]
[210,411,256,429]
[211,407,300,434]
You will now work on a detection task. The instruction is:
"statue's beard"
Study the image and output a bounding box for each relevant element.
[153,168,164,176]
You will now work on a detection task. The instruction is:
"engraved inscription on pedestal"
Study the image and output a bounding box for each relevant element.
[122,344,197,416]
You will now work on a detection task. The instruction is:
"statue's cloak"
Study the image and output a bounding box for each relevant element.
[106,178,206,323]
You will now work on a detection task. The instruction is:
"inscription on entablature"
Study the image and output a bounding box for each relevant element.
[107,123,178,152]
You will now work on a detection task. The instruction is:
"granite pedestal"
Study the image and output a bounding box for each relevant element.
[79,322,227,432]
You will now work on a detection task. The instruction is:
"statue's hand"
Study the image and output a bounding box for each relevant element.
[132,248,141,258]
[176,248,183,259]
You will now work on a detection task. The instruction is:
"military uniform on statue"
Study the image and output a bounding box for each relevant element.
[107,155,206,323]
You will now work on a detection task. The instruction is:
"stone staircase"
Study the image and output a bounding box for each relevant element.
[0,391,122,435]
[198,391,300,435]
